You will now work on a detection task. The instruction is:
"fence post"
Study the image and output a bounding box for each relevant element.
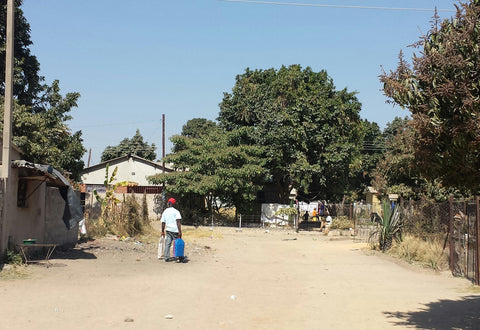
[475,196,480,286]
[239,214,242,229]
[449,195,454,272]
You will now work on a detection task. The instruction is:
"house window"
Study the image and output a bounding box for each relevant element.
[17,179,27,207]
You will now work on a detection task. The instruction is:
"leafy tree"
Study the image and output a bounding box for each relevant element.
[371,117,418,198]
[372,117,462,201]
[149,126,267,216]
[380,1,480,193]
[181,118,216,138]
[218,65,364,202]
[0,0,43,107]
[101,129,156,162]
[0,1,86,180]
[0,81,86,180]
[349,119,385,200]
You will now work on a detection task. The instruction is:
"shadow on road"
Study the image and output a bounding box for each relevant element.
[51,240,99,260]
[384,295,480,329]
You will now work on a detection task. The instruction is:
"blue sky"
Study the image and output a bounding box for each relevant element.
[20,0,457,166]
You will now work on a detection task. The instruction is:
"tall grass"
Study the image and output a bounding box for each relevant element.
[388,234,449,270]
[85,194,152,238]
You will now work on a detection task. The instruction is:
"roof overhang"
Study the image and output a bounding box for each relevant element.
[12,160,70,187]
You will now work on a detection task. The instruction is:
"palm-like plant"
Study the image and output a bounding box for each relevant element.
[371,201,403,251]
[93,164,129,223]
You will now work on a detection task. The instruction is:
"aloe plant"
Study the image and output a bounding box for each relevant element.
[372,201,403,251]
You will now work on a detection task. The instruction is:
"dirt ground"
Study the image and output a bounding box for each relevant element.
[1,223,479,330]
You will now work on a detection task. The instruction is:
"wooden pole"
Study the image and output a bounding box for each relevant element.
[1,0,14,255]
[449,195,454,272]
[475,196,480,285]
[2,0,14,179]
[162,114,165,173]
[87,148,91,167]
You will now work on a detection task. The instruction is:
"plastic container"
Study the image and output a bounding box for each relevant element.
[23,239,36,245]
[173,238,184,258]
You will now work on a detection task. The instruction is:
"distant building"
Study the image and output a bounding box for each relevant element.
[80,154,173,193]
[80,154,174,220]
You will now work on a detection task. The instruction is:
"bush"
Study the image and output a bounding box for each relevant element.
[3,249,23,266]
[85,194,150,238]
[329,216,354,230]
[388,234,449,270]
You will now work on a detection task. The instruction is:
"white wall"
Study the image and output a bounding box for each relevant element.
[81,157,164,186]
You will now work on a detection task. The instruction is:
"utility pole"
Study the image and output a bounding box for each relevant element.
[162,114,166,204]
[162,114,165,173]
[87,148,91,168]
[2,0,14,179]
[1,0,15,254]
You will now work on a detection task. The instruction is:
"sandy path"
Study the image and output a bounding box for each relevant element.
[1,225,478,329]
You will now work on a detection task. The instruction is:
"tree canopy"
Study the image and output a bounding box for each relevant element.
[181,118,217,138]
[149,126,267,215]
[0,0,43,107]
[349,119,384,200]
[381,0,480,193]
[372,117,463,201]
[0,1,86,180]
[3,80,85,178]
[101,129,156,162]
[218,65,364,202]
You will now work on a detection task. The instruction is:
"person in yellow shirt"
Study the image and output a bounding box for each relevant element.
[312,208,318,222]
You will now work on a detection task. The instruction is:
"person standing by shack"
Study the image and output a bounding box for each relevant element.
[161,198,182,262]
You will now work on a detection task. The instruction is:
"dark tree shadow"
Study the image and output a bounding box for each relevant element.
[50,239,99,260]
[384,295,480,330]
[52,247,98,260]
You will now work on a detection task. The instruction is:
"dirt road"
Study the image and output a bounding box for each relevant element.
[1,225,479,329]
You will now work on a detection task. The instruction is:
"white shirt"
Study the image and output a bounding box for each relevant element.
[161,207,182,233]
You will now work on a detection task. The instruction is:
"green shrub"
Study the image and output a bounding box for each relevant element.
[275,207,298,216]
[3,249,23,266]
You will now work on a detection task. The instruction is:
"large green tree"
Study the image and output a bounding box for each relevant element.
[0,0,43,107]
[149,126,267,216]
[371,117,418,198]
[0,1,86,180]
[381,1,480,193]
[8,81,85,177]
[218,65,364,202]
[372,117,463,201]
[101,129,156,162]
[349,119,384,200]
[181,118,217,138]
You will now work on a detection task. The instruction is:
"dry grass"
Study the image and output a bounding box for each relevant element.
[182,227,224,241]
[0,265,30,280]
[461,285,480,294]
[329,216,354,230]
[388,234,449,271]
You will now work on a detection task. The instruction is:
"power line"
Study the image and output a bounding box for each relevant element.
[218,0,455,12]
[70,120,156,129]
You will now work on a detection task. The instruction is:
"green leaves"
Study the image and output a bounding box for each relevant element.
[0,80,86,180]
[219,65,364,202]
[149,126,267,213]
[380,2,480,193]
[101,129,156,162]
